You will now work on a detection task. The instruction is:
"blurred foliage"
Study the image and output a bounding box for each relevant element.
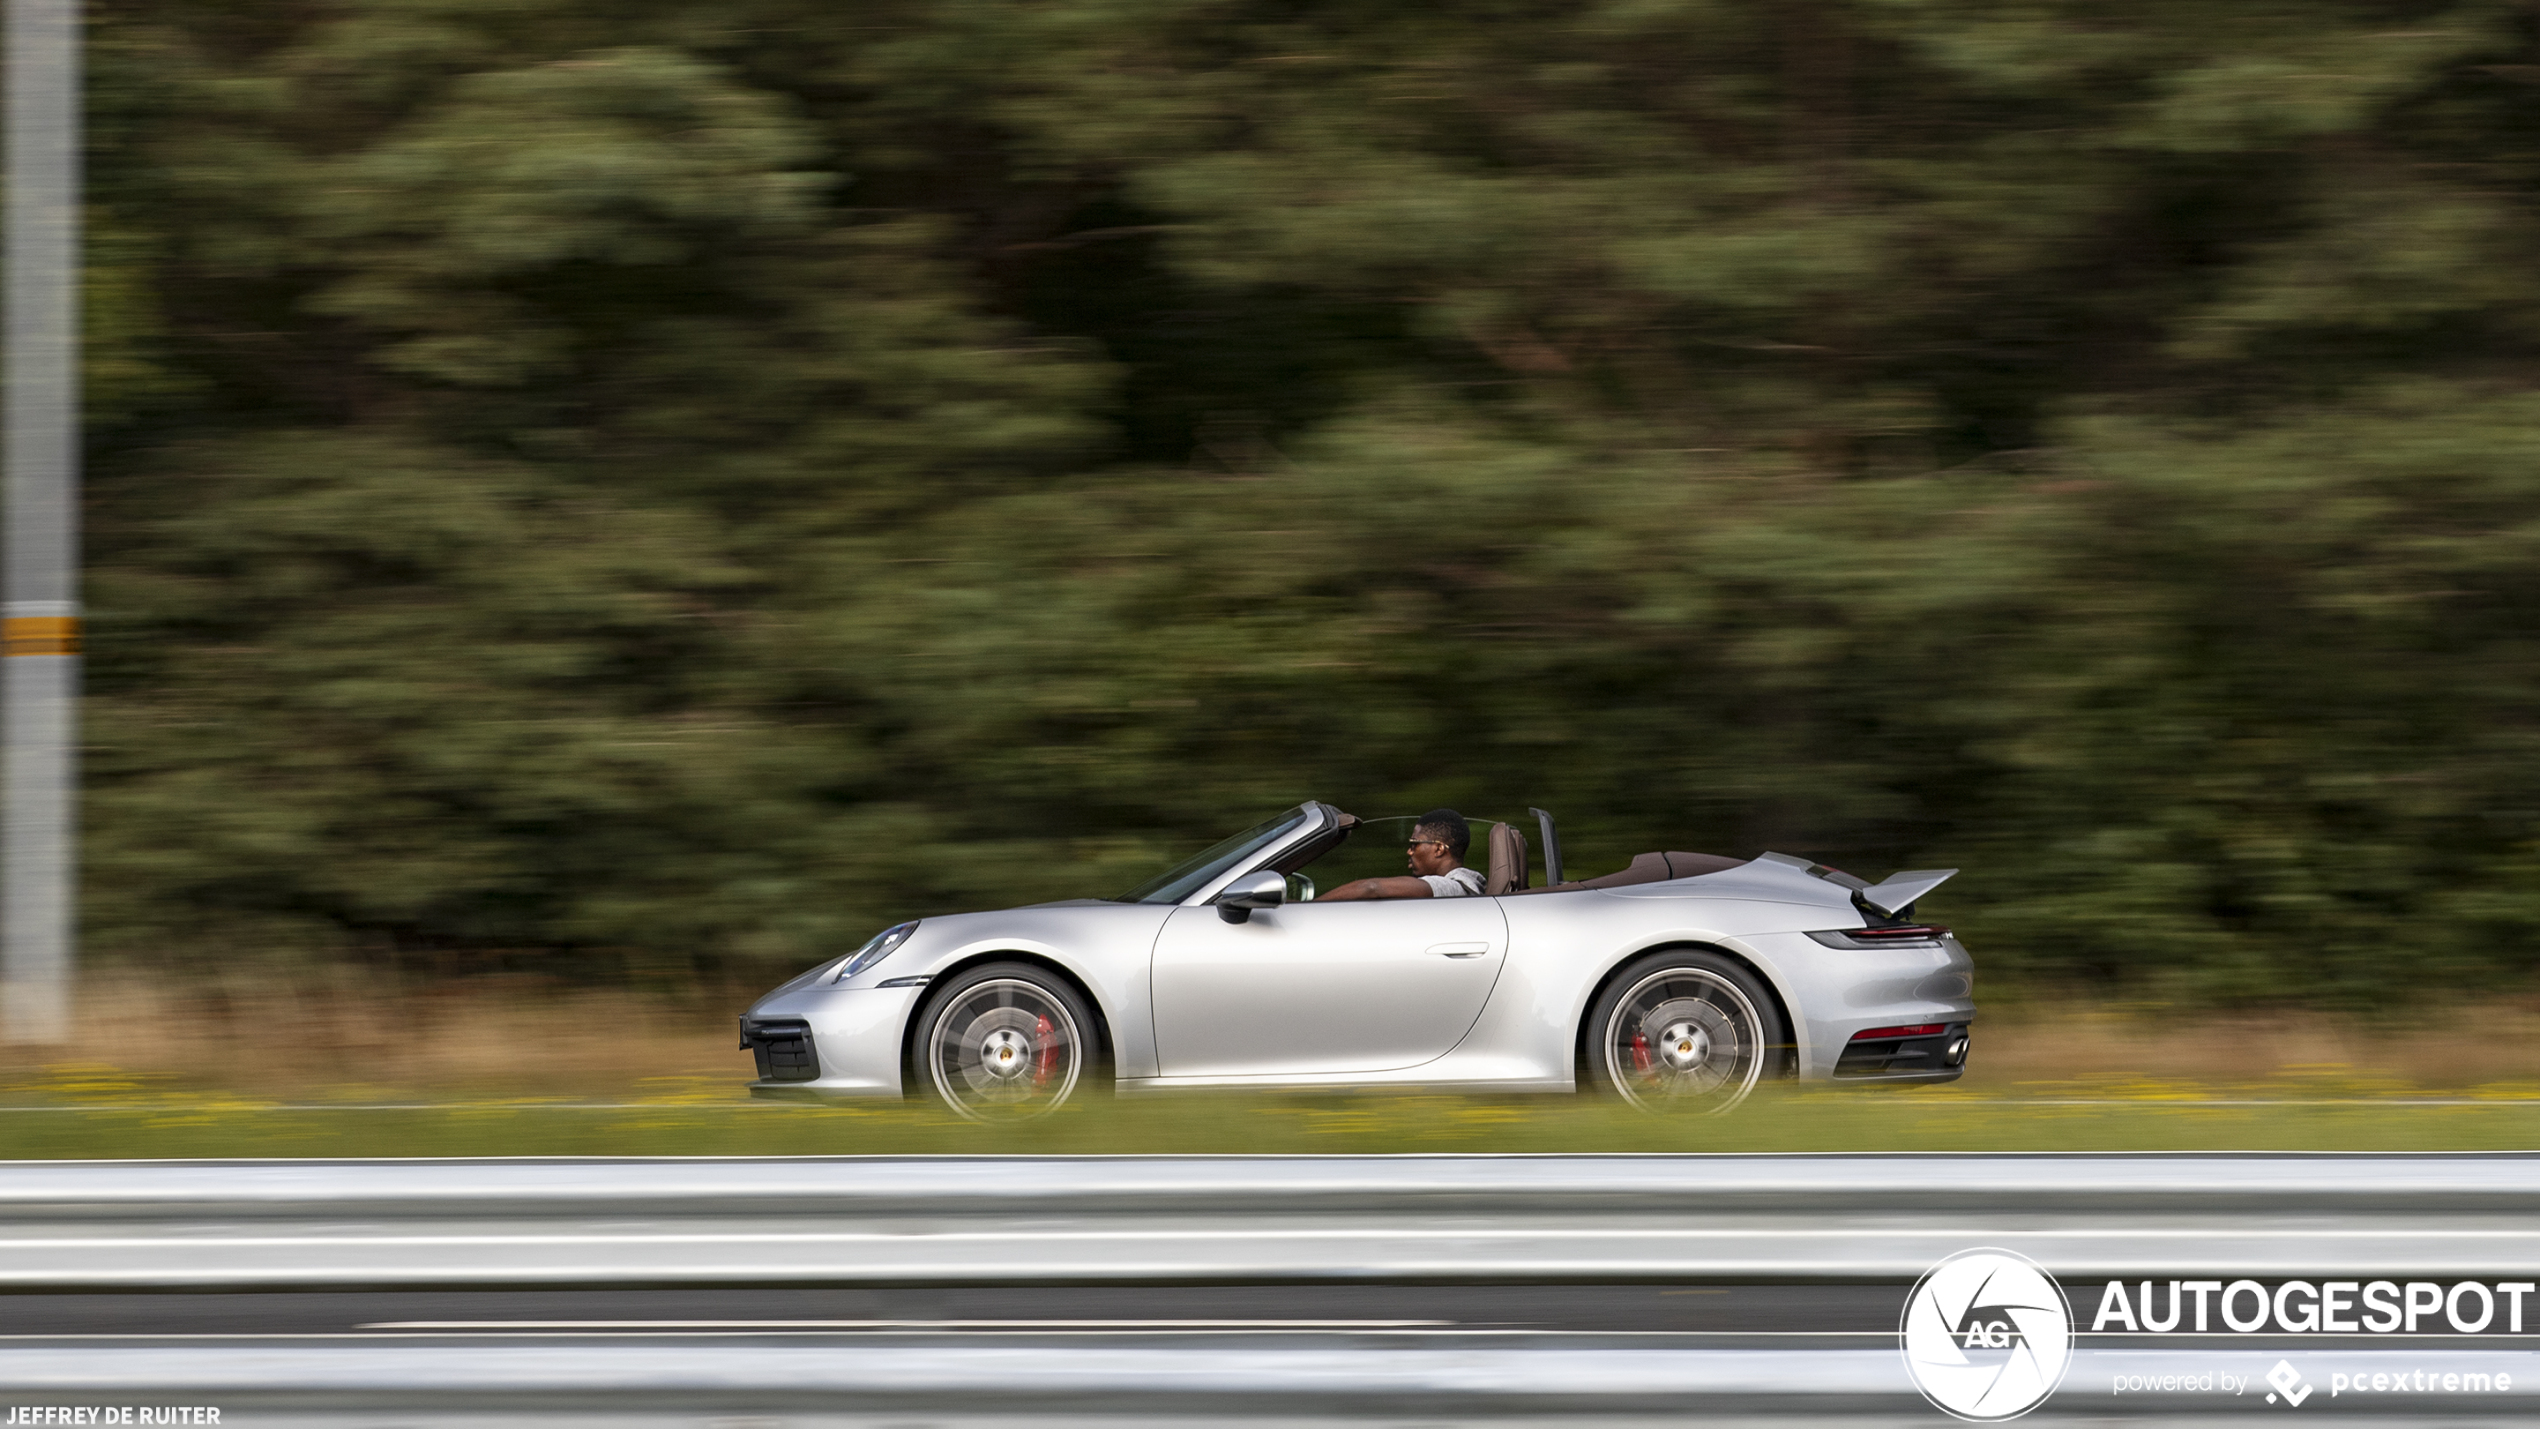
[70,0,2540,1001]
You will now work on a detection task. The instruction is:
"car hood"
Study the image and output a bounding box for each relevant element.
[750,898,1172,1013]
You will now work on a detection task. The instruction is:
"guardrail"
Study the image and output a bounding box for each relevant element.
[6,1154,2540,1421]
[14,1342,2540,1422]
[1,1152,2536,1287]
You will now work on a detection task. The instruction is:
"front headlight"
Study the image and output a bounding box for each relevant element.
[833,921,919,982]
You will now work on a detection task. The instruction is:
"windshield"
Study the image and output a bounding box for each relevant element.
[1291,814,1423,888]
[1114,808,1312,904]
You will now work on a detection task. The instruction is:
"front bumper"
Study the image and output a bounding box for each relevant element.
[740,985,927,1100]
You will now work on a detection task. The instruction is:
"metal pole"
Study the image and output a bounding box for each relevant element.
[4,0,79,1042]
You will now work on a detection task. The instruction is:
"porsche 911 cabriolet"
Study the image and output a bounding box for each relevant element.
[740,803,1974,1119]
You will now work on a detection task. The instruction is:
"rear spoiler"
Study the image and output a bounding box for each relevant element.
[1758,853,1957,920]
[1857,869,1956,919]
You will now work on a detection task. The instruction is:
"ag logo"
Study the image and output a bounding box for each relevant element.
[1901,1248,2075,1421]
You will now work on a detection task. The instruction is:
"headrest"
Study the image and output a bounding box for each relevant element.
[1486,822,1530,896]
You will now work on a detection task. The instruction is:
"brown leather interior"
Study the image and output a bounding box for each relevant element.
[1485,822,1530,895]
[1504,850,1746,895]
[1656,850,1746,879]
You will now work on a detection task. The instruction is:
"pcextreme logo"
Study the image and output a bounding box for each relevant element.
[1901,1248,2076,1421]
[2266,1359,2314,1406]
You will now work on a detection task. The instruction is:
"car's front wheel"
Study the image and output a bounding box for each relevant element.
[1584,950,1786,1114]
[912,961,1100,1122]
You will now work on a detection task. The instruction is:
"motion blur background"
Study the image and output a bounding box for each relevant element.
[50,0,2540,1086]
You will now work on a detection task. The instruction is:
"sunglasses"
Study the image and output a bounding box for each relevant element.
[1407,839,1446,849]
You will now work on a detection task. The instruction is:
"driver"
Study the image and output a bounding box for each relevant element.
[1316,809,1485,900]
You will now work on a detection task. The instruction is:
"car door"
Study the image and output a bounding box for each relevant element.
[1148,897,1509,1077]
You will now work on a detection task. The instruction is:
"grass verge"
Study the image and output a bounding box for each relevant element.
[3,977,2536,1157]
[0,1087,2532,1159]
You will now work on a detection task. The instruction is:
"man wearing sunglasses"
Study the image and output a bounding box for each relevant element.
[1315,808,1486,900]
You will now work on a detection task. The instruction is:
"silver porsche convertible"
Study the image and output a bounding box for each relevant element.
[740,803,1975,1119]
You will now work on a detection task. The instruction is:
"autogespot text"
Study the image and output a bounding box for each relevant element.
[2091,1280,2536,1335]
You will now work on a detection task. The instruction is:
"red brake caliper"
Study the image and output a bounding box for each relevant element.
[1630,1032,1653,1074]
[1033,1014,1057,1086]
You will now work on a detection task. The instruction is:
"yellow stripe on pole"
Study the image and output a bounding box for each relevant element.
[2,616,77,656]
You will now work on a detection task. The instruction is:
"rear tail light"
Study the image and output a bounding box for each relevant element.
[1851,1023,1945,1041]
[1804,925,1951,949]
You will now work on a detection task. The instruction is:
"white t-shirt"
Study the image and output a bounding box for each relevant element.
[1421,867,1487,898]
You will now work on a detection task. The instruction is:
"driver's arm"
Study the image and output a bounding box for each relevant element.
[1316,876,1435,901]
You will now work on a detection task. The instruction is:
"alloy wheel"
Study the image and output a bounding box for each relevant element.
[924,976,1085,1121]
[1600,965,1765,1113]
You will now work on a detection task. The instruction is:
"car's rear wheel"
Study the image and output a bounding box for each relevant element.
[1584,950,1785,1114]
[912,961,1098,1122]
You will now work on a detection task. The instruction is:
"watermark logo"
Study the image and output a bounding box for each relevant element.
[1902,1248,2075,1421]
[2266,1359,2313,1407]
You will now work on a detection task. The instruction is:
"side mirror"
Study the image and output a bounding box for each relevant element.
[1216,869,1287,924]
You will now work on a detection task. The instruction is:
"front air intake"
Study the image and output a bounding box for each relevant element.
[740,1018,820,1082]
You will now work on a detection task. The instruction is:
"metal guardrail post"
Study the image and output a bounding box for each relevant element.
[3,0,82,1043]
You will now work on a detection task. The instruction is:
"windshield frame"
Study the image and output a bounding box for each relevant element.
[1111,805,1325,905]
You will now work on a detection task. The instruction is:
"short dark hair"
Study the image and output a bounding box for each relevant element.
[1414,808,1470,861]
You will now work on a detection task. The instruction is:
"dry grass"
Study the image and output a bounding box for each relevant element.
[0,973,2534,1105]
[0,970,756,1102]
[0,977,2530,1158]
[1964,1000,2540,1095]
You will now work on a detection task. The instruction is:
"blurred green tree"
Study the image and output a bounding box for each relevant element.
[73,0,2540,1001]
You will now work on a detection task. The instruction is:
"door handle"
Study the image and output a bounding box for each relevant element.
[1429,942,1491,958]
